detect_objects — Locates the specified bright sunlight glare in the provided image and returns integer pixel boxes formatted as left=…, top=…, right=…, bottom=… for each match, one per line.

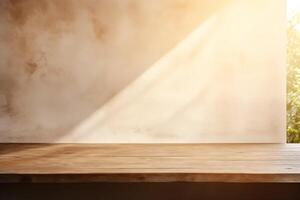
left=288, top=0, right=300, bottom=18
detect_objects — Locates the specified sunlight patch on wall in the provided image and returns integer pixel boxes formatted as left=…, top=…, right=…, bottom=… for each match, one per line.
left=66, top=0, right=286, bottom=143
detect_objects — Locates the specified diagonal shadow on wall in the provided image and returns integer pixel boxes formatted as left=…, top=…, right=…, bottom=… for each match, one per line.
left=0, top=0, right=235, bottom=143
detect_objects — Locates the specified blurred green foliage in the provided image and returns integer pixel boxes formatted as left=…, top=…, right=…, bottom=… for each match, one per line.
left=287, top=13, right=300, bottom=143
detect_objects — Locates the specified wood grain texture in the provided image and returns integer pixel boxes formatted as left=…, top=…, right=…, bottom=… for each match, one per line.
left=0, top=144, right=299, bottom=183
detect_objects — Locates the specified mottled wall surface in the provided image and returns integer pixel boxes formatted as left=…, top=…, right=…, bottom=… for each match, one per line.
left=0, top=0, right=285, bottom=143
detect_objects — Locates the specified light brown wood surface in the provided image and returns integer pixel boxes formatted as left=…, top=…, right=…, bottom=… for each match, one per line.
left=0, top=144, right=299, bottom=183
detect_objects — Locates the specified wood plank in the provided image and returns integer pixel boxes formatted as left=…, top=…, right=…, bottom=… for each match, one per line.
left=0, top=144, right=299, bottom=183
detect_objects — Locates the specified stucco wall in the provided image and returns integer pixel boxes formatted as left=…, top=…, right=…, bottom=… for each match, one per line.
left=0, top=0, right=285, bottom=143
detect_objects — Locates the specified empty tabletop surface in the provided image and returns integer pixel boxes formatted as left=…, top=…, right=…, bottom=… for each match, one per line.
left=0, top=144, right=299, bottom=183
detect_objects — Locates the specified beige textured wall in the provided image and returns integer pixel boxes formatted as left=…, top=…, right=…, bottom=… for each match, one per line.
left=0, top=0, right=285, bottom=143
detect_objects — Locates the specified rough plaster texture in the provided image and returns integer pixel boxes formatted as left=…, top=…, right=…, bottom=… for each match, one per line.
left=0, top=0, right=285, bottom=143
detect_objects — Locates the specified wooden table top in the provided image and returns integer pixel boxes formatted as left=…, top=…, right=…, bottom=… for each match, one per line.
left=0, top=144, right=299, bottom=183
